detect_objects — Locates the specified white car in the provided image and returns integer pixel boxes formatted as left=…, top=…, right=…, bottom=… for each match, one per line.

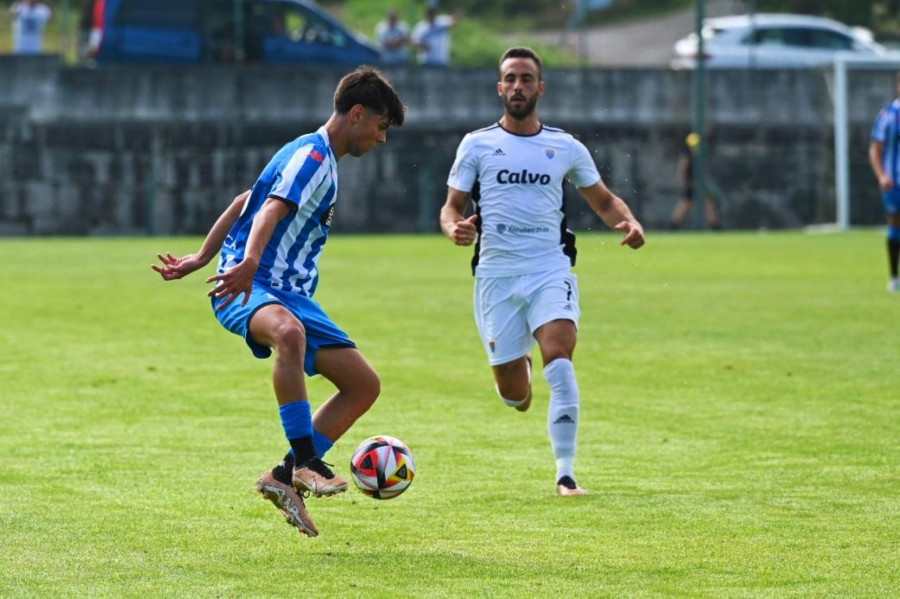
left=672, top=13, right=889, bottom=69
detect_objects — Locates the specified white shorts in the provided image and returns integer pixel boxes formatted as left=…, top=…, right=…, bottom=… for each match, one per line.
left=473, top=269, right=580, bottom=366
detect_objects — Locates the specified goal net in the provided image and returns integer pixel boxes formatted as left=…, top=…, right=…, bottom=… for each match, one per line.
left=832, top=54, right=900, bottom=230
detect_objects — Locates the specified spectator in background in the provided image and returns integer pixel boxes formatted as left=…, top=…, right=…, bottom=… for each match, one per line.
left=10, top=0, right=53, bottom=55
left=868, top=71, right=900, bottom=293
left=411, top=6, right=460, bottom=67
left=669, top=130, right=721, bottom=230
left=375, top=8, right=410, bottom=65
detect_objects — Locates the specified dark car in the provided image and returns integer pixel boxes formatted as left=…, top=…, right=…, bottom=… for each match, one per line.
left=85, top=0, right=380, bottom=64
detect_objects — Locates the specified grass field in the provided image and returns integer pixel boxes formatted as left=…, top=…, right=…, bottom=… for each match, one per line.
left=1, top=231, right=898, bottom=597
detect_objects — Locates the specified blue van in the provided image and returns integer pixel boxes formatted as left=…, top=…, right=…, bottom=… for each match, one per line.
left=87, top=0, right=380, bottom=64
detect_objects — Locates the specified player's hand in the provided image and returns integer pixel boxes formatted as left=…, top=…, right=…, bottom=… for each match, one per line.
left=879, top=173, right=894, bottom=192
left=206, top=258, right=258, bottom=310
left=615, top=221, right=645, bottom=249
left=152, top=252, right=206, bottom=280
left=451, top=214, right=479, bottom=246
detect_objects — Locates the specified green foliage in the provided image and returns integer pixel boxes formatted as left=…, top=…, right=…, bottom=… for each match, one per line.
left=1, top=232, right=900, bottom=596
left=336, top=0, right=581, bottom=66
left=582, top=0, right=694, bottom=26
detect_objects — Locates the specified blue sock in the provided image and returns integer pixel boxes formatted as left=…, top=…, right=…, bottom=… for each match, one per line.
left=312, top=429, right=334, bottom=458
left=290, top=430, right=335, bottom=460
left=279, top=401, right=312, bottom=441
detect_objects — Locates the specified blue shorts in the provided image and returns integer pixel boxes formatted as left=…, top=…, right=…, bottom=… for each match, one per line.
left=884, top=189, right=900, bottom=216
left=212, top=284, right=355, bottom=376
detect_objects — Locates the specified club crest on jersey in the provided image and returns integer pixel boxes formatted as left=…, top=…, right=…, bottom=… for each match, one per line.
left=544, top=148, right=556, bottom=159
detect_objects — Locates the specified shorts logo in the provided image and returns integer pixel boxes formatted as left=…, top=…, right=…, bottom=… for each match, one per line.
left=322, top=205, right=335, bottom=227
left=489, top=340, right=496, bottom=353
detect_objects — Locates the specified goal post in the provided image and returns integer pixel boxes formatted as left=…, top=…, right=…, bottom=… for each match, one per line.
left=833, top=54, right=900, bottom=230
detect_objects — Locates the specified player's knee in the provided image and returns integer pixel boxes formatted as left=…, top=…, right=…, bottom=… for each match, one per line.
left=344, top=364, right=380, bottom=407
left=541, top=347, right=573, bottom=365
left=272, top=321, right=306, bottom=358
left=495, top=379, right=530, bottom=406
left=361, top=368, right=381, bottom=407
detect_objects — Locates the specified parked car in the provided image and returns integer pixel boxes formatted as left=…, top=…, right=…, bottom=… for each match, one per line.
left=86, top=0, right=380, bottom=65
left=672, top=13, right=889, bottom=69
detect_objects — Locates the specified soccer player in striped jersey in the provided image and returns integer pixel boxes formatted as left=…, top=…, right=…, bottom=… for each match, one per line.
left=153, top=67, right=405, bottom=537
left=441, top=47, right=645, bottom=496
left=869, top=71, right=900, bottom=293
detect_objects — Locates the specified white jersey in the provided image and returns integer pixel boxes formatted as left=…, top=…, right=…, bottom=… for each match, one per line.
left=447, top=123, right=601, bottom=277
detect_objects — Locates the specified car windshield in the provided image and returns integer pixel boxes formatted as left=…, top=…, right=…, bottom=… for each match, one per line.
left=744, top=27, right=854, bottom=50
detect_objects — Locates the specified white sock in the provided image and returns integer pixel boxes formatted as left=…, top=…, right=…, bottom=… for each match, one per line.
left=544, top=358, right=579, bottom=480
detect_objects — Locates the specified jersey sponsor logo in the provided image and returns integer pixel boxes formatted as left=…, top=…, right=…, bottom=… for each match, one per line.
left=496, top=169, right=551, bottom=185
left=496, top=223, right=550, bottom=235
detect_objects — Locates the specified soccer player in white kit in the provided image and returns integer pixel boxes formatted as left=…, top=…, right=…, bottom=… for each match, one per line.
left=441, top=47, right=645, bottom=496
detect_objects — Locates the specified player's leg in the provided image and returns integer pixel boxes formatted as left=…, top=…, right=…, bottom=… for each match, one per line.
left=474, top=275, right=533, bottom=411
left=669, top=190, right=693, bottom=229
left=281, top=295, right=370, bottom=496
left=704, top=197, right=721, bottom=230
left=886, top=205, right=900, bottom=292
left=534, top=319, right=586, bottom=496
left=247, top=304, right=320, bottom=465
left=528, top=271, right=586, bottom=496
left=310, top=346, right=380, bottom=451
left=492, top=356, right=532, bottom=412
left=213, top=293, right=319, bottom=536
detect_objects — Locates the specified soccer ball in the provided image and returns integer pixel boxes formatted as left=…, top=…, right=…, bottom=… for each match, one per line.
left=350, top=435, right=415, bottom=500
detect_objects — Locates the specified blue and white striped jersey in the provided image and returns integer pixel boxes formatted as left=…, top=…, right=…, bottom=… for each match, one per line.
left=218, top=126, right=338, bottom=297
left=872, top=99, right=900, bottom=188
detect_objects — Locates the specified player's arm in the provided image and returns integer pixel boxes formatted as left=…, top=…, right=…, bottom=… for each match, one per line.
left=152, top=189, right=250, bottom=281
left=440, top=187, right=478, bottom=246
left=207, top=197, right=293, bottom=309
left=869, top=140, right=893, bottom=191
left=579, top=181, right=645, bottom=249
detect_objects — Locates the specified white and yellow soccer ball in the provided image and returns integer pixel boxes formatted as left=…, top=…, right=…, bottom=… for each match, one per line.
left=349, top=435, right=415, bottom=500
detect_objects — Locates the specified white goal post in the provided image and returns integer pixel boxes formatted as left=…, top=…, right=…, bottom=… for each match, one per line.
left=833, top=54, right=900, bottom=230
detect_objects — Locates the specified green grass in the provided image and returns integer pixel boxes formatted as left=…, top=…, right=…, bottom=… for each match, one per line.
left=1, top=231, right=899, bottom=597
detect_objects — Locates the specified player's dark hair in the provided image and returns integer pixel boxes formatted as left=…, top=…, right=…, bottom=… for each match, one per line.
left=499, top=47, right=542, bottom=81
left=334, top=66, right=405, bottom=127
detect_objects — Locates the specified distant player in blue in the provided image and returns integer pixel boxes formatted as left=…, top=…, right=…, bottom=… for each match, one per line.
left=869, top=71, right=900, bottom=293
left=153, top=67, right=405, bottom=537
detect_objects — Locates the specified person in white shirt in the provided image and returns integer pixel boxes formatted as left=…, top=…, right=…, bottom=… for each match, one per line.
left=411, top=7, right=458, bottom=66
left=10, top=0, right=52, bottom=55
left=375, top=8, right=410, bottom=65
left=441, top=47, right=645, bottom=496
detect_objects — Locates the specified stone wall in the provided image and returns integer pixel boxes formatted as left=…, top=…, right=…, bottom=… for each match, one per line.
left=0, top=55, right=892, bottom=235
